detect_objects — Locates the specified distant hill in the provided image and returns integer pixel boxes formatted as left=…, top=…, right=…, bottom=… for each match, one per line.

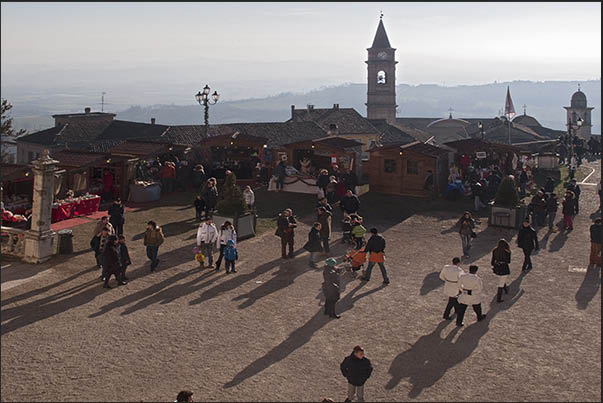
left=116, top=80, right=601, bottom=133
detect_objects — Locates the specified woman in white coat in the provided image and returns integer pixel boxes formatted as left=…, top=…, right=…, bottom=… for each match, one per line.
left=215, top=221, right=237, bottom=271
left=197, top=218, right=218, bottom=269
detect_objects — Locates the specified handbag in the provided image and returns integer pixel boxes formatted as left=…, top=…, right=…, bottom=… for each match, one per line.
left=470, top=231, right=477, bottom=238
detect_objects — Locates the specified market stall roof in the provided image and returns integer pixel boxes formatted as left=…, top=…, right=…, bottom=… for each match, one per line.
left=1, top=163, right=32, bottom=182
left=201, top=132, right=268, bottom=148
left=513, top=139, right=559, bottom=154
left=444, top=138, right=520, bottom=154
left=109, top=140, right=187, bottom=158
left=284, top=136, right=363, bottom=151
left=369, top=140, right=448, bottom=157
left=50, top=149, right=109, bottom=168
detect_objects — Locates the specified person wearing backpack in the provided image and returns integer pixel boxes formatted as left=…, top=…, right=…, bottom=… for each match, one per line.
left=223, top=239, right=238, bottom=274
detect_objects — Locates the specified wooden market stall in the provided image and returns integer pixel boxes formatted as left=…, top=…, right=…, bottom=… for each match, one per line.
left=195, top=132, right=267, bottom=180
left=444, top=138, right=521, bottom=177
left=282, top=136, right=362, bottom=175
left=368, top=141, right=449, bottom=198
left=1, top=163, right=33, bottom=215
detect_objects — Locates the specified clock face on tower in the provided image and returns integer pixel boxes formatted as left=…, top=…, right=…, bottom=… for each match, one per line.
left=377, top=51, right=387, bottom=60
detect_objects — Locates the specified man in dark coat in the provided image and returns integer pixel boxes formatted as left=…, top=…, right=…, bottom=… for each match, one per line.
left=108, top=198, right=125, bottom=236
left=275, top=208, right=297, bottom=259
left=304, top=223, right=323, bottom=268
left=529, top=191, right=546, bottom=227
left=544, top=177, right=555, bottom=194
left=517, top=219, right=539, bottom=272
left=567, top=179, right=581, bottom=215
left=203, top=180, right=219, bottom=219
left=340, top=345, right=373, bottom=402
left=322, top=258, right=341, bottom=318
left=519, top=169, right=529, bottom=197
left=103, top=235, right=126, bottom=288
left=317, top=207, right=332, bottom=253
left=316, top=197, right=333, bottom=217
left=276, top=160, right=287, bottom=191
left=340, top=190, right=360, bottom=217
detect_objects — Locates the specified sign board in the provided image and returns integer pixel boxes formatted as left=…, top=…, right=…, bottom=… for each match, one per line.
left=475, top=151, right=487, bottom=159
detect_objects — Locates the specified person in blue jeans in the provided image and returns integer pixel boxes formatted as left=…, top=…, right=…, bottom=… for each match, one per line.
left=223, top=240, right=238, bottom=274
left=144, top=220, right=164, bottom=272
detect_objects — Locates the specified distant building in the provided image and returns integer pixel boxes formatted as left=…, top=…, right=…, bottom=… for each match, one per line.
left=564, top=88, right=594, bottom=140
left=1, top=134, right=18, bottom=163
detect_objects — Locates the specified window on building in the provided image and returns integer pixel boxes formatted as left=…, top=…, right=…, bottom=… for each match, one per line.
left=28, top=151, right=35, bottom=161
left=377, top=71, right=386, bottom=85
left=407, top=160, right=419, bottom=175
left=384, top=159, right=396, bottom=173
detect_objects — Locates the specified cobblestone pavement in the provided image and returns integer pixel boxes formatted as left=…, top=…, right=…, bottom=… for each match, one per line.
left=1, top=161, right=600, bottom=402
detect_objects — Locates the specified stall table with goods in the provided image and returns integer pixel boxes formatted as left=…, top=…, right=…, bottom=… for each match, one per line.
left=3, top=196, right=31, bottom=215
left=51, top=194, right=101, bottom=223
left=128, top=180, right=161, bottom=203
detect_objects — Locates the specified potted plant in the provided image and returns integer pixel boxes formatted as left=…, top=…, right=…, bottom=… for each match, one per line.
left=489, top=175, right=526, bottom=228
left=213, top=172, right=256, bottom=240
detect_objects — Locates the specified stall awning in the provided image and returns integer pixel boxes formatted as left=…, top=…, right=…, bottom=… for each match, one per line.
left=1, top=163, right=33, bottom=183
left=444, top=138, right=520, bottom=154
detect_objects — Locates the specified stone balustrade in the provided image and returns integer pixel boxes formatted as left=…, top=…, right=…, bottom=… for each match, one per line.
left=1, top=226, right=26, bottom=258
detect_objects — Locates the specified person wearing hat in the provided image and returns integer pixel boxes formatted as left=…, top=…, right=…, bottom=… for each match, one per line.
left=340, top=345, right=373, bottom=402
left=322, top=258, right=341, bottom=319
left=175, top=390, right=193, bottom=402
left=360, top=228, right=389, bottom=284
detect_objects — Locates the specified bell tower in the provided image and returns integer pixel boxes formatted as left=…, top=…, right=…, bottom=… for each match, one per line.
left=366, top=15, right=397, bottom=124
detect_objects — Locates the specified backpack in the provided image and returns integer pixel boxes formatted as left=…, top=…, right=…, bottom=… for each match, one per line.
left=224, top=245, right=238, bottom=261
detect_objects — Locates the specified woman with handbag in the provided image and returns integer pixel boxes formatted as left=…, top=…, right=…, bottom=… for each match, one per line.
left=456, top=211, right=476, bottom=257
left=491, top=239, right=511, bottom=303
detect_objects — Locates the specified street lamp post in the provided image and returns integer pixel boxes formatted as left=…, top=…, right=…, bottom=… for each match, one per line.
left=478, top=121, right=484, bottom=141
left=195, top=84, right=220, bottom=135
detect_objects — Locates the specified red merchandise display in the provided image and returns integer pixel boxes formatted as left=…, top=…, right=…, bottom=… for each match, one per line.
left=51, top=195, right=101, bottom=223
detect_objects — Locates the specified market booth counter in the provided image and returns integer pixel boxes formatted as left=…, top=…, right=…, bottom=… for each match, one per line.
left=110, top=140, right=189, bottom=201
left=275, top=137, right=362, bottom=194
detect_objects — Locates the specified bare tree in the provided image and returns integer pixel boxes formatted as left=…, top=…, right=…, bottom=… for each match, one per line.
left=1, top=99, right=26, bottom=163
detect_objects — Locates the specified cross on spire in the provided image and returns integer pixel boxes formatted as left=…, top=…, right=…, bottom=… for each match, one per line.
left=578, top=83, right=581, bottom=91
left=448, top=107, right=454, bottom=119
left=523, top=104, right=527, bottom=115
left=380, top=10, right=383, bottom=20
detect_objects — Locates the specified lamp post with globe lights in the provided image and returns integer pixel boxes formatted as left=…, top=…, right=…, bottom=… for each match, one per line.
left=195, top=85, right=220, bottom=136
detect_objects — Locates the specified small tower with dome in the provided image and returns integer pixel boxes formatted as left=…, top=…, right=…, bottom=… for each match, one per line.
left=564, top=85, right=594, bottom=140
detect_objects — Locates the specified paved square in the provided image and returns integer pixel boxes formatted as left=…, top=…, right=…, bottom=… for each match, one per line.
left=1, top=162, right=600, bottom=402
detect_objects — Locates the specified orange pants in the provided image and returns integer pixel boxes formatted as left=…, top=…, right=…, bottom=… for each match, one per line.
left=590, top=242, right=601, bottom=266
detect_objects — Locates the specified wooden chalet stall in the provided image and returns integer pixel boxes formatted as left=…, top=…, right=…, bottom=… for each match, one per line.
left=368, top=141, right=449, bottom=198
left=444, top=138, right=521, bottom=176
left=282, top=136, right=361, bottom=174
left=197, top=132, right=266, bottom=181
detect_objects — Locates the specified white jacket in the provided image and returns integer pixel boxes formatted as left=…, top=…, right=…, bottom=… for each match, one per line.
left=197, top=223, right=218, bottom=245
left=457, top=273, right=483, bottom=305
left=243, top=189, right=255, bottom=206
left=216, top=227, right=237, bottom=248
left=439, top=264, right=464, bottom=297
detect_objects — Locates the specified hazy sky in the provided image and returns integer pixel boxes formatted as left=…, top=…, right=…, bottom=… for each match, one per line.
left=1, top=2, right=601, bottom=97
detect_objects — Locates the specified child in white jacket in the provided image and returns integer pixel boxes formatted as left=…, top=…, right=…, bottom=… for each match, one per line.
left=243, top=185, right=255, bottom=211
left=197, top=218, right=218, bottom=268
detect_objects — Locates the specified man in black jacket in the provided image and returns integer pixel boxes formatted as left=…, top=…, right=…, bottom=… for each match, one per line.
left=340, top=190, right=360, bottom=217
left=360, top=228, right=390, bottom=284
left=340, top=345, right=373, bottom=403
left=108, top=198, right=125, bottom=236
left=568, top=179, right=581, bottom=215
left=517, top=219, right=539, bottom=271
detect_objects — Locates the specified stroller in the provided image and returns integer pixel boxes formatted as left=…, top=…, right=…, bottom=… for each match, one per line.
left=341, top=218, right=354, bottom=245
left=342, top=247, right=367, bottom=278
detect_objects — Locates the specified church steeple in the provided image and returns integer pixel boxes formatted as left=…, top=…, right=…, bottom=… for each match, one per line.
left=366, top=16, right=397, bottom=124
left=371, top=17, right=391, bottom=49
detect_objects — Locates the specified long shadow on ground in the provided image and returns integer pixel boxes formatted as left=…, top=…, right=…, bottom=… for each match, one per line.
left=385, top=271, right=527, bottom=398
left=575, top=264, right=601, bottom=310
left=223, top=282, right=386, bottom=389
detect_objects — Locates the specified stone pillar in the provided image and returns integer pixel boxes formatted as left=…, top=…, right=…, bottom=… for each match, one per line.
left=23, top=149, right=58, bottom=263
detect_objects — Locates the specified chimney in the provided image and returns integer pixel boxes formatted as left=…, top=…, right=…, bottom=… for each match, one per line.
left=291, top=105, right=295, bottom=119
left=333, top=104, right=339, bottom=110
left=307, top=104, right=314, bottom=112
left=84, top=107, right=91, bottom=114
left=151, top=118, right=156, bottom=125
